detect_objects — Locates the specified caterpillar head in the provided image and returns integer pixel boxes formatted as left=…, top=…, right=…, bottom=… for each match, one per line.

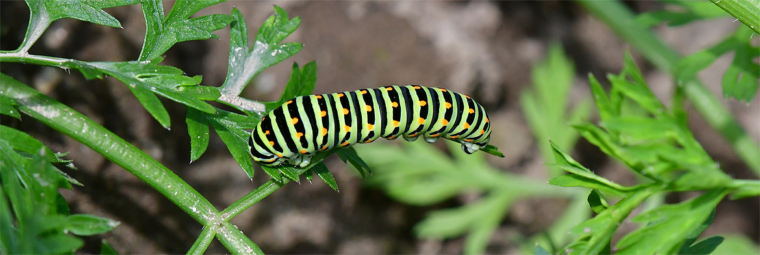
left=248, top=135, right=286, bottom=167
left=461, top=132, right=490, bottom=154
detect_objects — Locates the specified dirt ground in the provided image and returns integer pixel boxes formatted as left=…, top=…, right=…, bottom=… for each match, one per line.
left=1, top=0, right=758, bottom=254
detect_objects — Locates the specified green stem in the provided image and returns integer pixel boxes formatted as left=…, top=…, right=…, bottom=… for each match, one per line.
left=217, top=222, right=264, bottom=255
left=0, top=52, right=98, bottom=78
left=221, top=165, right=314, bottom=220
left=0, top=52, right=70, bottom=67
left=187, top=226, right=216, bottom=255
left=215, top=94, right=267, bottom=115
left=577, top=0, right=760, bottom=175
left=711, top=0, right=760, bottom=34
left=584, top=189, right=655, bottom=254
left=0, top=74, right=219, bottom=223
left=731, top=179, right=760, bottom=188
left=222, top=180, right=284, bottom=221
left=17, top=5, right=50, bottom=53
left=1, top=73, right=268, bottom=254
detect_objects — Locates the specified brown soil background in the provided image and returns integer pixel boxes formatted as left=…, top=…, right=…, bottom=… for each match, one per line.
left=1, top=0, right=758, bottom=254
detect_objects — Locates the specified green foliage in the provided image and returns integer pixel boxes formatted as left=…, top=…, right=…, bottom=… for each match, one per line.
left=3, top=0, right=757, bottom=254
left=549, top=142, right=642, bottom=196
left=0, top=94, right=21, bottom=119
left=637, top=0, right=759, bottom=102
left=0, top=128, right=119, bottom=253
left=518, top=43, right=592, bottom=253
left=309, top=163, right=338, bottom=191
left=579, top=54, right=734, bottom=189
left=139, top=0, right=233, bottom=61
left=1, top=1, right=361, bottom=253
left=616, top=191, right=725, bottom=254
left=635, top=0, right=729, bottom=28
left=710, top=0, right=760, bottom=34
left=64, top=214, right=120, bottom=236
left=578, top=0, right=760, bottom=180
left=681, top=236, right=724, bottom=255
left=674, top=25, right=758, bottom=102
left=479, top=145, right=505, bottom=158
left=26, top=0, right=138, bottom=28
left=336, top=147, right=372, bottom=178
left=187, top=107, right=260, bottom=178
left=586, top=190, right=608, bottom=214
left=712, top=234, right=760, bottom=254
left=359, top=140, right=571, bottom=254
left=0, top=125, right=79, bottom=186
left=3, top=0, right=229, bottom=130
left=535, top=245, right=553, bottom=255
left=87, top=58, right=219, bottom=128
left=677, top=209, right=718, bottom=254
left=520, top=43, right=591, bottom=176
left=17, top=0, right=139, bottom=53
left=218, top=7, right=303, bottom=108
left=539, top=52, right=760, bottom=254
left=100, top=240, right=119, bottom=255
left=265, top=62, right=318, bottom=111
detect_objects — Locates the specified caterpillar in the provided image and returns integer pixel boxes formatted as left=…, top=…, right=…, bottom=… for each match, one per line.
left=248, top=85, right=492, bottom=167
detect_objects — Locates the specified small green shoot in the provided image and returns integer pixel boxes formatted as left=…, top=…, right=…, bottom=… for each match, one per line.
left=480, top=144, right=505, bottom=158
left=520, top=43, right=591, bottom=176
left=636, top=0, right=759, bottom=102
left=0, top=131, right=119, bottom=253
left=100, top=240, right=119, bottom=255
left=635, top=0, right=729, bottom=28
left=578, top=0, right=760, bottom=176
left=217, top=7, right=303, bottom=113
left=265, top=62, right=318, bottom=111
left=541, top=51, right=760, bottom=254
left=518, top=43, right=592, bottom=253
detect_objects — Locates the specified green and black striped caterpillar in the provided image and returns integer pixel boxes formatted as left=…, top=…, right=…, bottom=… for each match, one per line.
left=248, top=85, right=492, bottom=167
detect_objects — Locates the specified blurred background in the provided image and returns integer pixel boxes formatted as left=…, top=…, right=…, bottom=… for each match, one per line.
left=1, top=0, right=758, bottom=253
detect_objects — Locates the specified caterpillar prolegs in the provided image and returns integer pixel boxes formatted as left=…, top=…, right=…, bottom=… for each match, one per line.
left=248, top=85, right=492, bottom=167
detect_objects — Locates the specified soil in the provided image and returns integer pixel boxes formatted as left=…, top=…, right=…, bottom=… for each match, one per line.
left=1, top=1, right=758, bottom=254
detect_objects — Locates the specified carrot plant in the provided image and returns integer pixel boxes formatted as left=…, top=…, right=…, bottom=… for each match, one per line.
left=535, top=52, right=759, bottom=255
left=578, top=0, right=760, bottom=173
left=361, top=0, right=759, bottom=254
left=529, top=1, right=760, bottom=254
left=1, top=0, right=374, bottom=253
left=0, top=125, right=120, bottom=253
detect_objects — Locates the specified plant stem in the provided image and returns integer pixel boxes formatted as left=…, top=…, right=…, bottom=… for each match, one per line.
left=1, top=73, right=270, bottom=253
left=0, top=52, right=72, bottom=67
left=187, top=226, right=216, bottom=255
left=217, top=222, right=264, bottom=255
left=711, top=0, right=760, bottom=34
left=0, top=74, right=220, bottom=222
left=577, top=0, right=760, bottom=175
left=216, top=94, right=267, bottom=114
left=17, top=6, right=50, bottom=53
left=731, top=179, right=760, bottom=188
left=222, top=180, right=284, bottom=221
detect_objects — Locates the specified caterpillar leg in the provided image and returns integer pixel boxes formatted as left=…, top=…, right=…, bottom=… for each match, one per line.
left=403, top=134, right=420, bottom=142
left=424, top=136, right=439, bottom=143
left=292, top=154, right=313, bottom=168
left=461, top=142, right=482, bottom=154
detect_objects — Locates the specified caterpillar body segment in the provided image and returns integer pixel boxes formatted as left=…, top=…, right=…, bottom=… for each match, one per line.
left=249, top=85, right=492, bottom=167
